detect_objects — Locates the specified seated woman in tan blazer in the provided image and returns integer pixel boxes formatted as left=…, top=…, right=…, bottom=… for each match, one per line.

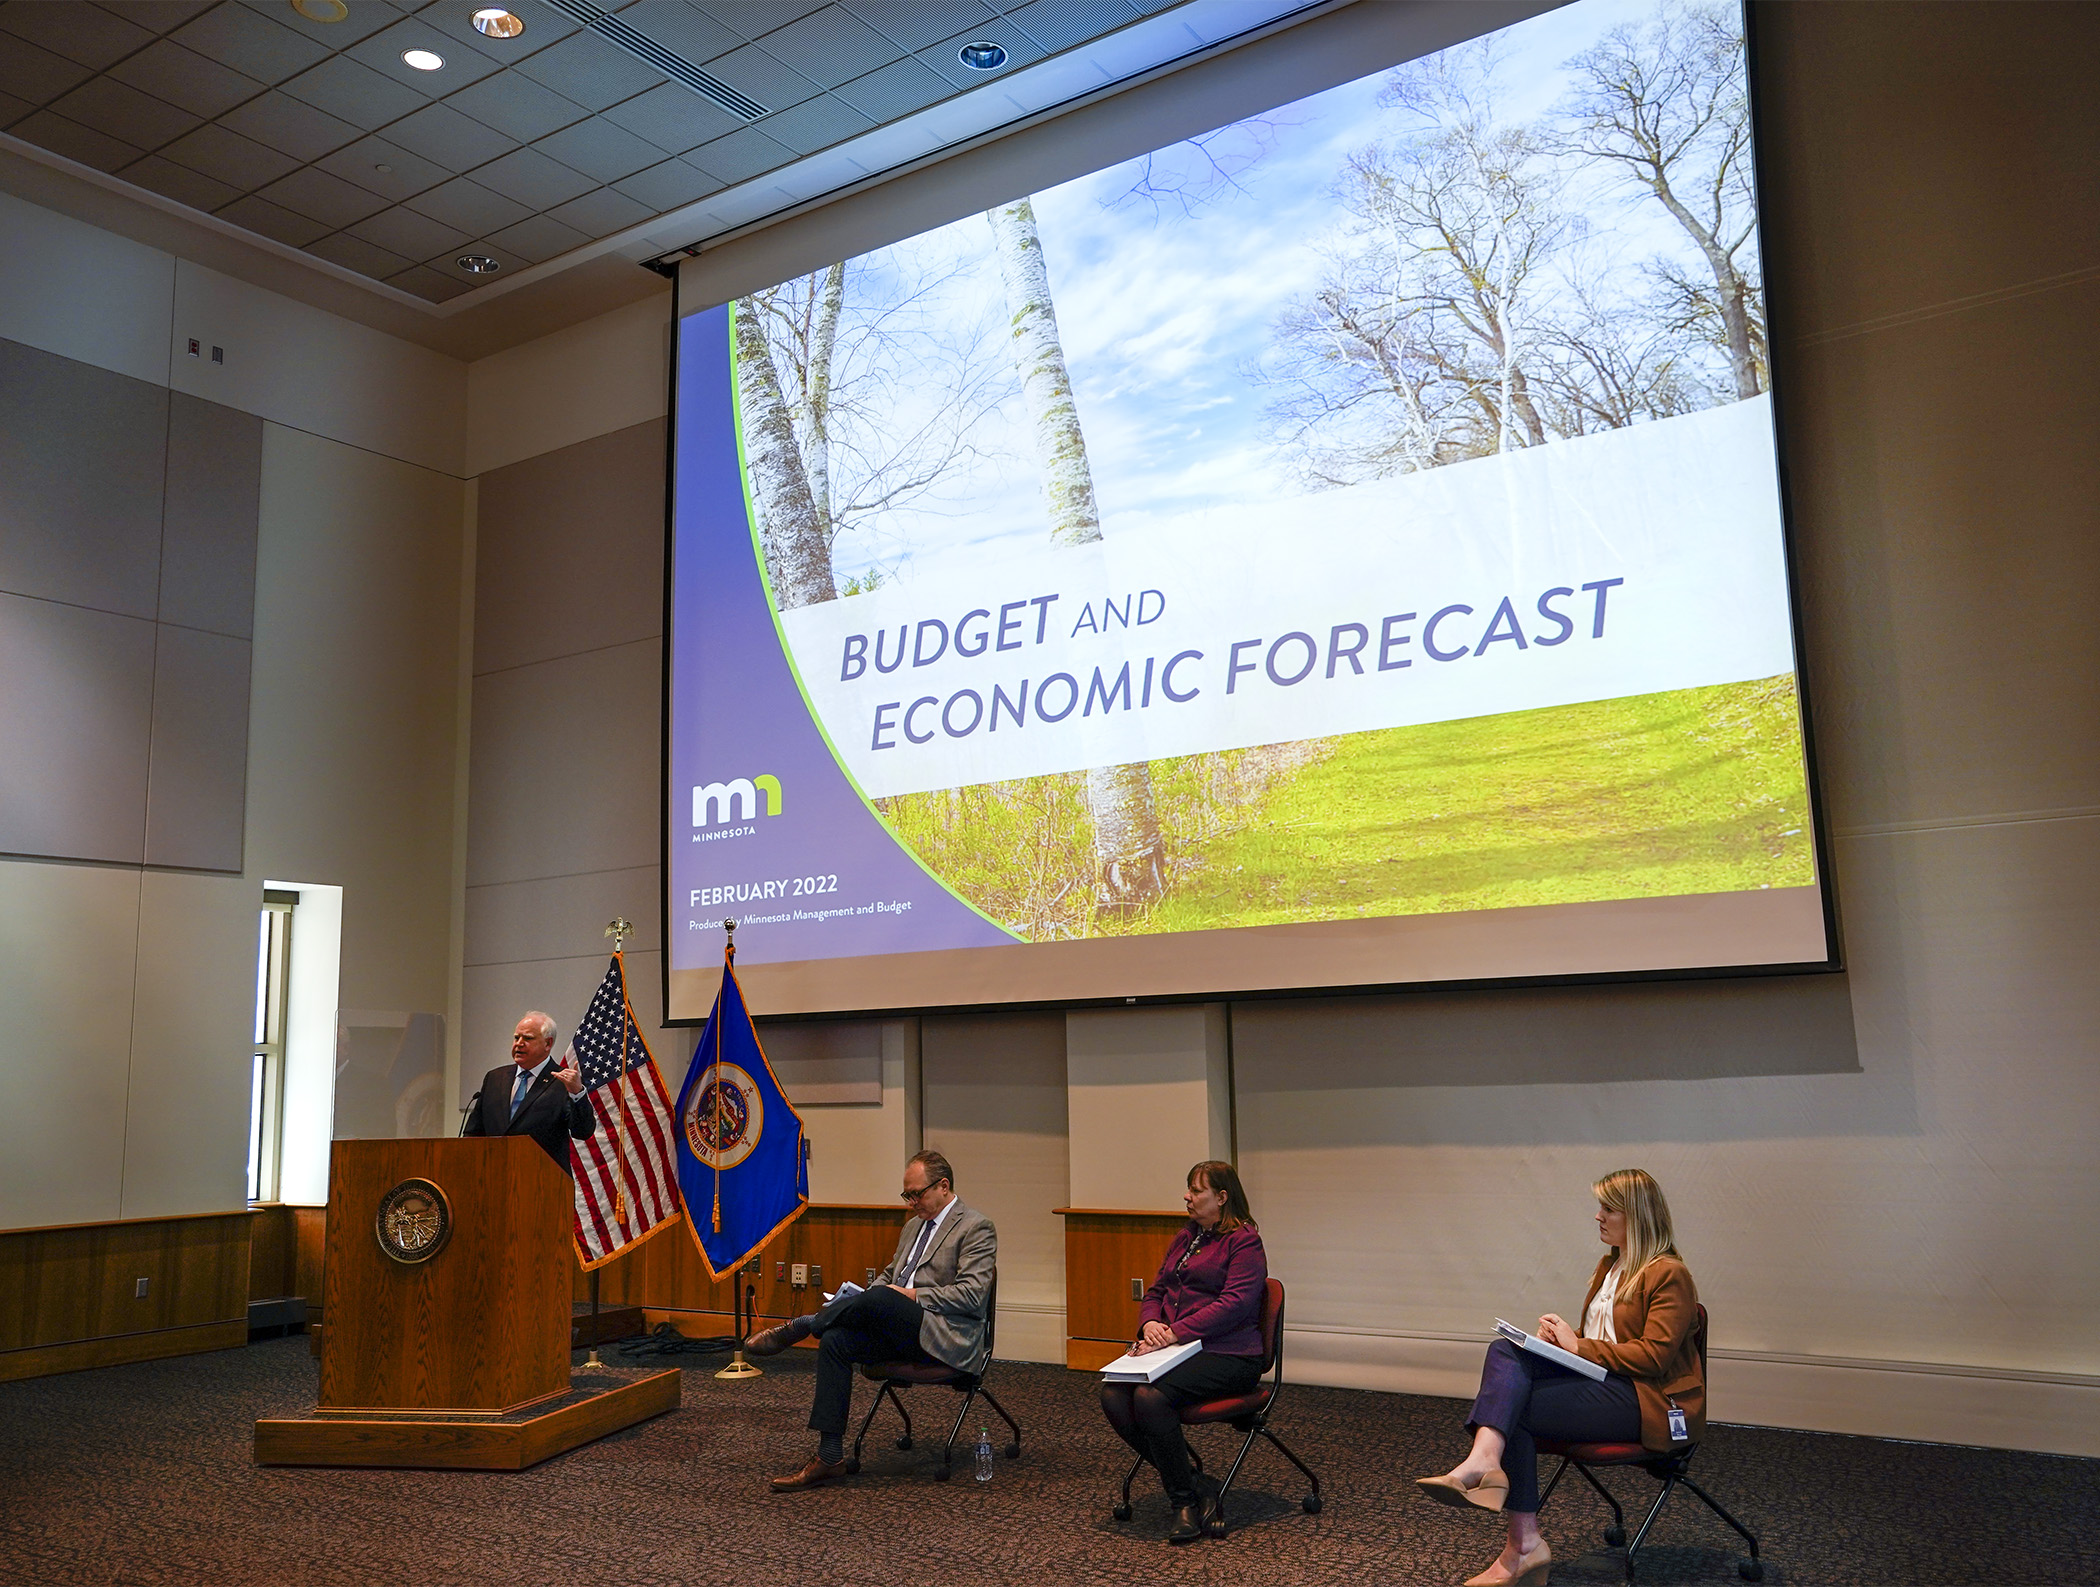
left=1414, top=1169, right=1704, bottom=1587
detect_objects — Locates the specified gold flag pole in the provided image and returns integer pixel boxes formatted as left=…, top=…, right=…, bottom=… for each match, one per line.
left=712, top=918, right=763, bottom=1380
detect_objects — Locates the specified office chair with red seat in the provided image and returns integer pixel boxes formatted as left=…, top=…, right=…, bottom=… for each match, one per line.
left=845, top=1275, right=1021, bottom=1481
left=1110, top=1277, right=1323, bottom=1539
left=1535, top=1303, right=1764, bottom=1582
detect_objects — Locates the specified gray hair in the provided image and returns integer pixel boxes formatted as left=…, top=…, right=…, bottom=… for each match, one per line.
left=520, top=1010, right=558, bottom=1045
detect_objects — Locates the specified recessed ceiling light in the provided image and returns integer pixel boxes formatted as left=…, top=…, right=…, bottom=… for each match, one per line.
left=958, top=41, right=1007, bottom=71
left=472, top=8, right=525, bottom=39
left=402, top=48, right=445, bottom=71
left=289, top=0, right=348, bottom=22
left=456, top=255, right=501, bottom=274
left=374, top=163, right=394, bottom=174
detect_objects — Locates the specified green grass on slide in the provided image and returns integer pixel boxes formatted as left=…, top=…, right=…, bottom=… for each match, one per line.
left=877, top=675, right=1816, bottom=941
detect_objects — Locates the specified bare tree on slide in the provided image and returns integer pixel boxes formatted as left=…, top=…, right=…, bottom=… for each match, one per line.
left=733, top=292, right=837, bottom=610
left=988, top=196, right=1166, bottom=918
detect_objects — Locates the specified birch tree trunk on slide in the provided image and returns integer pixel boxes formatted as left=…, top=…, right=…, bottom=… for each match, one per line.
left=734, top=295, right=837, bottom=610
left=989, top=197, right=1165, bottom=916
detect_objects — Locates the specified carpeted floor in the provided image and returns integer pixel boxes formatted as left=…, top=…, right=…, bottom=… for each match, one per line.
left=5, top=1337, right=2095, bottom=1587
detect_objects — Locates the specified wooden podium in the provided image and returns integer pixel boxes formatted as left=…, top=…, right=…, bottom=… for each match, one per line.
left=254, top=1138, right=679, bottom=1469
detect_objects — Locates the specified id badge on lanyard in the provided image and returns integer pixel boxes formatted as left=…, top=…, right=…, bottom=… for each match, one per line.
left=1667, top=1403, right=1689, bottom=1442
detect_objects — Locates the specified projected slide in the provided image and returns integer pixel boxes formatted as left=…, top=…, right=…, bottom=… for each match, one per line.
left=666, top=0, right=1830, bottom=1018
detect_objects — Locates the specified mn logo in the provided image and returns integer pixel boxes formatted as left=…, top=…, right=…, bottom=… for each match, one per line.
left=692, top=775, right=782, bottom=827
left=684, top=1061, right=764, bottom=1168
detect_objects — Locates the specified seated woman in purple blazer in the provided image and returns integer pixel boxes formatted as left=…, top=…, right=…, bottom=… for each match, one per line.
left=1099, top=1159, right=1269, bottom=1545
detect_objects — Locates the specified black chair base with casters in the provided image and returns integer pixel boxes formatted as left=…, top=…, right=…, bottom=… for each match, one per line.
left=1535, top=1306, right=1763, bottom=1582
left=1108, top=1278, right=1322, bottom=1539
left=845, top=1278, right=1020, bottom=1482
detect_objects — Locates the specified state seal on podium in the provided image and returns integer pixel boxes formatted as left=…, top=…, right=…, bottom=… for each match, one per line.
left=375, top=1177, right=452, bottom=1264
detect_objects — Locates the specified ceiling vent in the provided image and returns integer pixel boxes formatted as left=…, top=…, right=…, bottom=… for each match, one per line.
left=538, top=0, right=769, bottom=121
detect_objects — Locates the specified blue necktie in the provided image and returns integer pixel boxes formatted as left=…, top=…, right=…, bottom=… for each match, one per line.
left=510, top=1067, right=532, bottom=1120
left=898, top=1219, right=933, bottom=1286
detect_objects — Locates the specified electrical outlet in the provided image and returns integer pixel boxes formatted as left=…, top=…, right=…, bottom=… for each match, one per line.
left=791, top=1263, right=807, bottom=1288
left=1130, top=1278, right=1143, bottom=1301
left=865, top=1267, right=878, bottom=1285
left=210, top=346, right=224, bottom=364
left=135, top=1278, right=150, bottom=1298
left=742, top=1255, right=761, bottom=1275
left=808, top=1264, right=822, bottom=1292
left=776, top=1260, right=787, bottom=1282
left=185, top=339, right=200, bottom=357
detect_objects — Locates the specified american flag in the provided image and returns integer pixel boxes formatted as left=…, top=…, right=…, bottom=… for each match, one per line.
left=567, top=955, right=683, bottom=1268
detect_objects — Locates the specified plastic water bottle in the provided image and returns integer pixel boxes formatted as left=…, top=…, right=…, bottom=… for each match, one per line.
left=975, top=1427, right=994, bottom=1482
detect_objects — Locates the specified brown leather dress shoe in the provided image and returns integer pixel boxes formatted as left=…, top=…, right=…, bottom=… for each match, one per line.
left=770, top=1457, right=849, bottom=1492
left=745, top=1317, right=813, bottom=1357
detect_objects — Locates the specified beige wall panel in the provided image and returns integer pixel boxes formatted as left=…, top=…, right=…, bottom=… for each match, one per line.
left=1782, top=279, right=2100, bottom=831
left=465, top=294, right=670, bottom=478
left=247, top=424, right=466, bottom=1022
left=1755, top=2, right=2100, bottom=338
left=459, top=948, right=691, bottom=1114
left=464, top=637, right=660, bottom=889
left=464, top=865, right=660, bottom=970
left=118, top=871, right=255, bottom=1218
left=1238, top=812, right=2099, bottom=1393
left=800, top=1020, right=919, bottom=1205
left=472, top=418, right=665, bottom=677
left=923, top=1012, right=1068, bottom=1355
left=1066, top=1005, right=1227, bottom=1212
left=0, top=862, right=140, bottom=1229
left=0, top=191, right=172, bottom=385
left=169, top=261, right=465, bottom=476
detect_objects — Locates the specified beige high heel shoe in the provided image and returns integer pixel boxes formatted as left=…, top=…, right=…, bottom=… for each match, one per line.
left=1413, top=1467, right=1510, bottom=1512
left=1463, top=1540, right=1551, bottom=1587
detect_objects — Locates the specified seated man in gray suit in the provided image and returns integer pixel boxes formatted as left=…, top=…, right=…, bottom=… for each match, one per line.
left=750, top=1149, right=996, bottom=1491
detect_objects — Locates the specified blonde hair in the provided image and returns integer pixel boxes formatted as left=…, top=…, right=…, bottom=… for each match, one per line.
left=1593, top=1168, right=1680, bottom=1282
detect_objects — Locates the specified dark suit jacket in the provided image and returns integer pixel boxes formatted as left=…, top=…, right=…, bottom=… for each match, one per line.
left=461, top=1062, right=597, bottom=1173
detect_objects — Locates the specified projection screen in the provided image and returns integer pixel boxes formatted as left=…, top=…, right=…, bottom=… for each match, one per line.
left=665, top=0, right=1834, bottom=1020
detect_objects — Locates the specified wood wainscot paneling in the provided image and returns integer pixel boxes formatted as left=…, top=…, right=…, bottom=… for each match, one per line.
left=1055, top=1208, right=1186, bottom=1371
left=580, top=1204, right=908, bottom=1336
left=0, top=1210, right=253, bottom=1382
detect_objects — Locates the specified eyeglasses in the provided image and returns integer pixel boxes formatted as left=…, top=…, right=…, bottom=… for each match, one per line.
left=899, top=1182, right=941, bottom=1201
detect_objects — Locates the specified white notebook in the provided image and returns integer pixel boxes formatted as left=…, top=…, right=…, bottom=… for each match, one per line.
left=1494, top=1318, right=1607, bottom=1381
left=1099, top=1339, right=1203, bottom=1382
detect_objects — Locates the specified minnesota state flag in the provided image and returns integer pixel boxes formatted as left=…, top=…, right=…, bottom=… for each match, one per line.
left=674, top=956, right=809, bottom=1278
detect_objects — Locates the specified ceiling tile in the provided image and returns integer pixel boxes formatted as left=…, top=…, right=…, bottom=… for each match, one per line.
left=599, top=80, right=738, bottom=155
left=428, top=237, right=528, bottom=279
left=469, top=142, right=595, bottom=208
left=486, top=210, right=589, bottom=263
left=218, top=88, right=361, bottom=161
left=611, top=154, right=720, bottom=211
left=50, top=75, right=201, bottom=152
left=544, top=182, right=651, bottom=235
left=510, top=29, right=661, bottom=111
left=419, top=0, right=577, bottom=66
left=831, top=54, right=948, bottom=121
left=109, top=38, right=267, bottom=118
left=241, top=0, right=404, bottom=50
left=702, top=43, right=821, bottom=113
left=0, top=2, right=155, bottom=70
left=347, top=202, right=472, bottom=260
left=696, top=1, right=831, bottom=39
left=685, top=123, right=790, bottom=186
left=214, top=192, right=330, bottom=247
left=758, top=91, right=872, bottom=155
left=441, top=70, right=585, bottom=142
left=381, top=97, right=515, bottom=168
left=168, top=4, right=331, bottom=85
left=753, top=5, right=899, bottom=90
left=844, top=0, right=995, bottom=54
left=403, top=173, right=532, bottom=233
left=97, top=2, right=221, bottom=35
left=1003, top=0, right=1139, bottom=55
left=0, top=87, right=34, bottom=124
left=117, top=151, right=242, bottom=212
left=0, top=33, right=97, bottom=103
left=531, top=114, right=661, bottom=182
left=386, top=262, right=474, bottom=303
left=302, top=230, right=413, bottom=279
left=314, top=132, right=449, bottom=198
left=279, top=53, right=428, bottom=130
left=347, top=15, right=501, bottom=96
left=256, top=164, right=392, bottom=227
left=628, top=3, right=740, bottom=65
left=160, top=119, right=299, bottom=187
left=915, top=16, right=1041, bottom=87
left=10, top=108, right=143, bottom=172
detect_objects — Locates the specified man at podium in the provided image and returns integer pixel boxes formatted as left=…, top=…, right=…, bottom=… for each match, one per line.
left=460, top=1011, right=598, bottom=1172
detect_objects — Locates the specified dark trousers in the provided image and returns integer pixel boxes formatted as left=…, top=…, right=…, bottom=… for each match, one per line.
left=1467, top=1337, right=1641, bottom=1512
left=1099, top=1352, right=1263, bottom=1505
left=807, top=1284, right=940, bottom=1436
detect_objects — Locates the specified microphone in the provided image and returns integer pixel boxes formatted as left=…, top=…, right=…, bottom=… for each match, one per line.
left=458, top=1090, right=481, bottom=1136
